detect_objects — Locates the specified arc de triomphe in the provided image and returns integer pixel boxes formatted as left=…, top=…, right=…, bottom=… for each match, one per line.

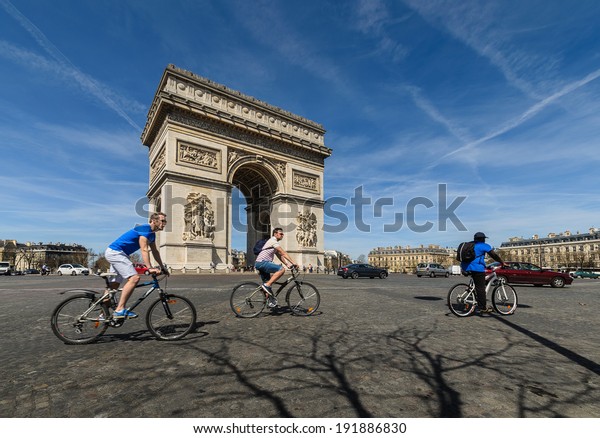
left=141, top=65, right=331, bottom=270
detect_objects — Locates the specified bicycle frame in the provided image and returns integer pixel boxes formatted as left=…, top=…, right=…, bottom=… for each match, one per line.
left=270, top=269, right=303, bottom=297
left=122, top=275, right=167, bottom=314
left=463, top=270, right=502, bottom=297
left=74, top=274, right=168, bottom=323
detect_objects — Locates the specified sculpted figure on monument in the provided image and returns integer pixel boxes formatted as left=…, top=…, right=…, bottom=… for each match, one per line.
left=183, top=193, right=215, bottom=241
left=296, top=209, right=317, bottom=247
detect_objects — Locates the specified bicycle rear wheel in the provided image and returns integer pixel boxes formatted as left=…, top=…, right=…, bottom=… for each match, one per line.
left=146, top=294, right=197, bottom=340
left=230, top=282, right=265, bottom=318
left=492, top=283, right=518, bottom=315
left=286, top=282, right=320, bottom=316
left=447, top=283, right=476, bottom=317
left=51, top=294, right=109, bottom=344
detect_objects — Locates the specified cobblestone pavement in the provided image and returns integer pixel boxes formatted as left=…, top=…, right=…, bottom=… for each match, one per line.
left=0, top=273, right=598, bottom=418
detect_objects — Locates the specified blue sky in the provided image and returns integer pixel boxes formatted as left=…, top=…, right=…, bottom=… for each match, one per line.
left=1, top=0, right=600, bottom=260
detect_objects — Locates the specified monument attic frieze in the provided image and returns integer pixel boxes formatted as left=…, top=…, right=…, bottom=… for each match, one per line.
left=142, top=65, right=331, bottom=162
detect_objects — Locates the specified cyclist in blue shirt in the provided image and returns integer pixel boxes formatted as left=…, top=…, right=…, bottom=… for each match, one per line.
left=461, top=232, right=505, bottom=314
left=104, top=212, right=168, bottom=318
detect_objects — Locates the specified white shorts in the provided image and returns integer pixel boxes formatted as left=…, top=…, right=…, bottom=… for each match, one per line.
left=105, top=248, right=137, bottom=284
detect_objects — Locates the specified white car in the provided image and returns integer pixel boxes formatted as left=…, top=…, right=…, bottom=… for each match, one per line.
left=57, top=264, right=90, bottom=276
left=0, top=261, right=11, bottom=276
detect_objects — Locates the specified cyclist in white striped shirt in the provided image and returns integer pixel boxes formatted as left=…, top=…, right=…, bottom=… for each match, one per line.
left=254, top=228, right=298, bottom=307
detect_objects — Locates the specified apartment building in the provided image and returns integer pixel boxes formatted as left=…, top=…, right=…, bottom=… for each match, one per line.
left=499, top=228, right=600, bottom=270
left=368, top=244, right=455, bottom=273
left=0, top=240, right=88, bottom=271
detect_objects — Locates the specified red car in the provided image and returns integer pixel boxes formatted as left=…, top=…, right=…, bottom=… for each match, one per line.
left=134, top=263, right=149, bottom=275
left=487, top=262, right=573, bottom=288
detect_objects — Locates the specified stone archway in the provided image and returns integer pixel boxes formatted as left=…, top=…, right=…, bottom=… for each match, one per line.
left=229, top=160, right=280, bottom=265
left=142, top=65, right=331, bottom=270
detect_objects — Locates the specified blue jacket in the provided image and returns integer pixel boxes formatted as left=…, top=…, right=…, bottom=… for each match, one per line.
left=460, top=241, right=492, bottom=273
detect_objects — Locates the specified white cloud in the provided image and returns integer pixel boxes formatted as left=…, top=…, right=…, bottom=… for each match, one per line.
left=0, top=0, right=145, bottom=129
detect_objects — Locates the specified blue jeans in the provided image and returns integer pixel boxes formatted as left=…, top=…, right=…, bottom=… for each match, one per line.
left=255, top=261, right=283, bottom=283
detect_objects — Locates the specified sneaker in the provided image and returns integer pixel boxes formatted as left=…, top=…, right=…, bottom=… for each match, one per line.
left=479, top=306, right=494, bottom=314
left=267, top=296, right=278, bottom=308
left=113, top=309, right=138, bottom=319
left=261, top=283, right=273, bottom=295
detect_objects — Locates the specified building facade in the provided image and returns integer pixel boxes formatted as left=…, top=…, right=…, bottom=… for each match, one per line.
left=323, top=250, right=352, bottom=273
left=230, top=249, right=247, bottom=270
left=0, top=240, right=88, bottom=271
left=368, top=245, right=456, bottom=273
left=499, top=228, right=600, bottom=270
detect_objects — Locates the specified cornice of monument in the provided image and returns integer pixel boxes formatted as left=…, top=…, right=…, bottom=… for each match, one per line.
left=167, top=108, right=327, bottom=166
left=142, top=65, right=332, bottom=158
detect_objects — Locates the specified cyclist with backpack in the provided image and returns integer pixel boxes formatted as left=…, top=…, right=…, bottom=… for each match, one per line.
left=459, top=232, right=505, bottom=314
left=254, top=228, right=298, bottom=307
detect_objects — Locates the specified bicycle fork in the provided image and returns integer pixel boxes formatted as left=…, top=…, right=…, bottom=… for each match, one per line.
left=159, top=293, right=175, bottom=319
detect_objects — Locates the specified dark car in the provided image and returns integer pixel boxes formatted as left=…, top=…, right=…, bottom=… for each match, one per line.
left=487, top=261, right=573, bottom=288
left=24, top=268, right=40, bottom=275
left=337, top=263, right=388, bottom=279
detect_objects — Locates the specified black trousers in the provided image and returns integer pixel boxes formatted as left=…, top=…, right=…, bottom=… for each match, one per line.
left=471, top=271, right=487, bottom=308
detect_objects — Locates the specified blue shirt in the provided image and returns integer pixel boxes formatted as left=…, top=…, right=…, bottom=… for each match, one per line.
left=109, top=224, right=155, bottom=255
left=461, top=241, right=492, bottom=273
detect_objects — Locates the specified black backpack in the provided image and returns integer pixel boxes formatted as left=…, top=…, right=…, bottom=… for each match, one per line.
left=456, top=241, right=476, bottom=263
left=252, top=238, right=268, bottom=256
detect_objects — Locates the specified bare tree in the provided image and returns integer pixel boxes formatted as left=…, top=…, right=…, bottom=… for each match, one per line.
left=94, top=256, right=110, bottom=273
left=15, top=246, right=36, bottom=269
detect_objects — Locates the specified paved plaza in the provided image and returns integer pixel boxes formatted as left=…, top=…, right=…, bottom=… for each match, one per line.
left=0, top=272, right=598, bottom=418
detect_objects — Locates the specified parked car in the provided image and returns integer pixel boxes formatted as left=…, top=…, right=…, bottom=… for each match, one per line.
left=0, top=261, right=11, bottom=276
left=337, top=264, right=388, bottom=279
left=134, top=263, right=149, bottom=275
left=416, top=263, right=449, bottom=278
left=486, top=262, right=573, bottom=288
left=571, top=270, right=600, bottom=279
left=57, top=264, right=90, bottom=276
left=24, top=268, right=40, bottom=275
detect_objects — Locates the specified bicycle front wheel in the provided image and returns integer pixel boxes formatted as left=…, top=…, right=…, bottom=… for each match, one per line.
left=51, top=294, right=109, bottom=344
left=447, top=283, right=476, bottom=317
left=286, top=282, right=320, bottom=316
left=492, top=283, right=518, bottom=315
left=146, top=294, right=197, bottom=340
left=230, top=282, right=265, bottom=318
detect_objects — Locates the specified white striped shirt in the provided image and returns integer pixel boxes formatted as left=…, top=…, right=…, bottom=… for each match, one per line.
left=255, top=237, right=280, bottom=263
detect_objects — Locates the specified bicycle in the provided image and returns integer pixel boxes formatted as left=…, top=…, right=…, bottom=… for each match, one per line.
left=230, top=267, right=320, bottom=318
left=51, top=272, right=197, bottom=344
left=447, top=269, right=518, bottom=317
